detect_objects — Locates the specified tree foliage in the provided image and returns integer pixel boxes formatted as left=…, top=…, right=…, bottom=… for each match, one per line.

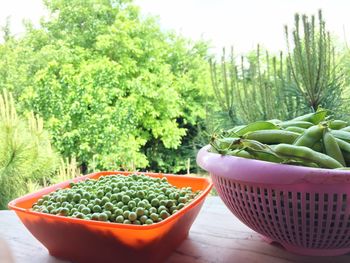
left=0, top=90, right=58, bottom=209
left=0, top=0, right=211, bottom=172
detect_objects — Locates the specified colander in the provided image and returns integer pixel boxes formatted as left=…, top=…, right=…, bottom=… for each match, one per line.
left=197, top=145, right=350, bottom=256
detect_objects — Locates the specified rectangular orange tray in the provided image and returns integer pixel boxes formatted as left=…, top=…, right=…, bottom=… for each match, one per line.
left=8, top=171, right=212, bottom=263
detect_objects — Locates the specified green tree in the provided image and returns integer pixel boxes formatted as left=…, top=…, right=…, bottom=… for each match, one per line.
left=0, top=90, right=59, bottom=209
left=0, top=0, right=211, bottom=173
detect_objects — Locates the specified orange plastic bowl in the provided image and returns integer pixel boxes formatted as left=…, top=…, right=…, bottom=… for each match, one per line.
left=8, top=171, right=212, bottom=263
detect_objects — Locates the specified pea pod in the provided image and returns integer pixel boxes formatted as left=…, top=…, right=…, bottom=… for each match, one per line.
left=228, top=149, right=283, bottom=163
left=227, top=149, right=252, bottom=159
left=312, top=142, right=323, bottom=153
left=244, top=130, right=299, bottom=144
left=331, top=130, right=350, bottom=143
left=329, top=120, right=347, bottom=130
left=323, top=130, right=346, bottom=166
left=292, top=108, right=327, bottom=124
left=294, top=124, right=325, bottom=147
left=226, top=125, right=245, bottom=134
left=340, top=126, right=350, bottom=132
left=267, top=119, right=282, bottom=125
left=235, top=121, right=279, bottom=136
left=279, top=120, right=313, bottom=129
left=283, top=160, right=320, bottom=168
left=213, top=137, right=241, bottom=150
left=335, top=138, right=350, bottom=153
left=342, top=151, right=350, bottom=166
left=284, top=126, right=306, bottom=134
left=274, top=144, right=343, bottom=169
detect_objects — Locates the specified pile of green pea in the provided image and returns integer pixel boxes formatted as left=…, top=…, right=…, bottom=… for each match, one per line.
left=32, top=174, right=202, bottom=225
left=210, top=109, right=350, bottom=169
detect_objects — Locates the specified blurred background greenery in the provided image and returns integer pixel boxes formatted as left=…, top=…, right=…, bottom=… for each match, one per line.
left=1, top=0, right=350, bottom=208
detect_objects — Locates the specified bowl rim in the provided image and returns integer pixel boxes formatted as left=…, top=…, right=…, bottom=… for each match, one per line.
left=197, top=145, right=350, bottom=185
left=8, top=171, right=213, bottom=230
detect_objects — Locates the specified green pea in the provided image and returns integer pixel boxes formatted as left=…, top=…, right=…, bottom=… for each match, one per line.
left=177, top=203, right=185, bottom=209
left=110, top=194, right=118, bottom=201
left=93, top=205, right=102, bottom=213
left=91, top=213, right=99, bottom=220
left=73, top=194, right=81, bottom=202
left=160, top=210, right=169, bottom=219
left=128, top=212, right=137, bottom=221
left=135, top=207, right=144, bottom=217
left=123, top=211, right=130, bottom=219
left=96, top=190, right=104, bottom=199
left=94, top=198, right=102, bottom=205
left=133, top=220, right=141, bottom=225
left=150, top=213, right=159, bottom=221
left=151, top=199, right=159, bottom=207
left=158, top=206, right=167, bottom=213
left=123, top=219, right=132, bottom=224
left=83, top=192, right=91, bottom=200
left=104, top=210, right=112, bottom=218
left=122, top=195, right=130, bottom=204
left=178, top=197, right=187, bottom=203
left=98, top=213, right=108, bottom=221
left=116, top=215, right=124, bottom=223
left=81, top=207, right=90, bottom=215
left=149, top=207, right=157, bottom=214
left=145, top=219, right=153, bottom=225
left=76, top=213, right=84, bottom=219
left=104, top=202, right=114, bottom=211
left=101, top=196, right=109, bottom=205
left=115, top=209, right=123, bottom=216
left=128, top=200, right=136, bottom=209
left=140, top=215, right=148, bottom=224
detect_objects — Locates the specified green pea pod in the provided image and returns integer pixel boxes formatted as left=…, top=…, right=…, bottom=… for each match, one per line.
left=323, top=130, right=346, bottom=166
left=241, top=139, right=271, bottom=151
left=283, top=160, right=320, bottom=168
left=341, top=151, right=350, bottom=166
left=235, top=121, right=279, bottom=136
left=292, top=108, right=327, bottom=124
left=279, top=120, right=313, bottom=129
left=340, top=126, right=350, bottom=132
left=210, top=137, right=242, bottom=154
left=335, top=167, right=350, bottom=170
left=244, top=130, right=299, bottom=144
left=331, top=130, right=350, bottom=143
left=335, top=138, right=350, bottom=152
left=227, top=149, right=253, bottom=159
left=216, top=137, right=241, bottom=150
left=274, top=144, right=343, bottom=169
left=294, top=124, right=325, bottom=147
left=284, top=126, right=306, bottom=134
left=329, top=120, right=347, bottom=130
left=267, top=119, right=282, bottom=125
left=245, top=148, right=284, bottom=163
left=312, top=142, right=323, bottom=153
left=226, top=125, right=245, bottom=134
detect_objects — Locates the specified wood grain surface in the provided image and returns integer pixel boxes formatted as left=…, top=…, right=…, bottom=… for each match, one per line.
left=1, top=197, right=349, bottom=263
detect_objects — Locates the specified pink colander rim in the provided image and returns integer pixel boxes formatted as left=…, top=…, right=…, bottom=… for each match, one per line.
left=197, top=145, right=350, bottom=185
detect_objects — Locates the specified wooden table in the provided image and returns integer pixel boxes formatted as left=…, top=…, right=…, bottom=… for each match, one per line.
left=1, top=197, right=349, bottom=263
